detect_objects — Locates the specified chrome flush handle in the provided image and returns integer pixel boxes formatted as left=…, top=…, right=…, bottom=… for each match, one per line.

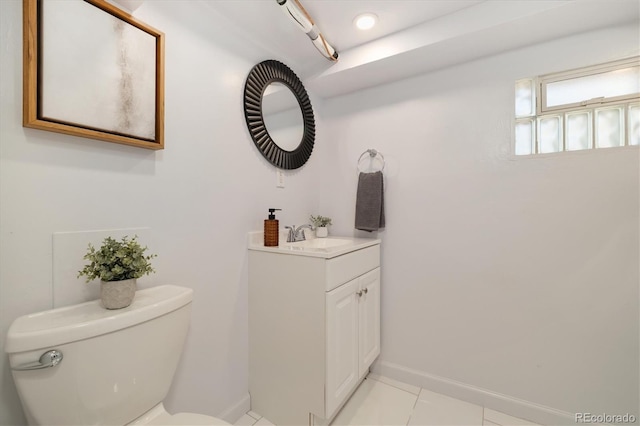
left=12, top=350, right=63, bottom=371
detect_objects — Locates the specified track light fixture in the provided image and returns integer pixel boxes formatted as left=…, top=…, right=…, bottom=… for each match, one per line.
left=276, top=0, right=339, bottom=62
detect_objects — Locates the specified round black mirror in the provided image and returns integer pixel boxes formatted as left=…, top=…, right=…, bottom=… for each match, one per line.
left=243, top=60, right=315, bottom=170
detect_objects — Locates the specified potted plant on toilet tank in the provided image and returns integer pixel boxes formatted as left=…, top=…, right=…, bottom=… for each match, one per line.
left=78, top=235, right=156, bottom=309
left=310, top=215, right=332, bottom=238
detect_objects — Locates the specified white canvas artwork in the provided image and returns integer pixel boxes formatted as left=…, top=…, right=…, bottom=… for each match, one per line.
left=41, top=0, right=156, bottom=140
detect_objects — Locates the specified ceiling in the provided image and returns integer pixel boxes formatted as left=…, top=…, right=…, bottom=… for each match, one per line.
left=204, top=1, right=640, bottom=98
left=205, top=0, right=482, bottom=76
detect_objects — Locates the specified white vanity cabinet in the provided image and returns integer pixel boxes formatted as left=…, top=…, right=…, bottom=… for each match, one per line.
left=248, top=238, right=381, bottom=426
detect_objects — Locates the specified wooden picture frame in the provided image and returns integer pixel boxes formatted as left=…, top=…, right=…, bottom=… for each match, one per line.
left=23, top=0, right=165, bottom=150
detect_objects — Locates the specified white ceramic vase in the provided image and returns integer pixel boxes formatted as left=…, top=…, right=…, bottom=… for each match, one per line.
left=316, top=227, right=328, bottom=238
left=100, top=278, right=137, bottom=309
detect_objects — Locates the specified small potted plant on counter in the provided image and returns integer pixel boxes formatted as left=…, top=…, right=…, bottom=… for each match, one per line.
left=78, top=235, right=157, bottom=309
left=310, top=215, right=332, bottom=238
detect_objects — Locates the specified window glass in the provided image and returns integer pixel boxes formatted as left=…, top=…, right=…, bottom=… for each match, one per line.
left=515, top=79, right=535, bottom=117
left=629, top=105, right=640, bottom=146
left=565, top=111, right=592, bottom=151
left=546, top=66, right=639, bottom=108
left=538, top=116, right=562, bottom=153
left=515, top=120, right=534, bottom=155
left=595, top=107, right=624, bottom=148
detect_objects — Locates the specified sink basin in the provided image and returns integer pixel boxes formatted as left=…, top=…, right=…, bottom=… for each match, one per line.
left=283, top=238, right=352, bottom=250
left=248, top=232, right=380, bottom=258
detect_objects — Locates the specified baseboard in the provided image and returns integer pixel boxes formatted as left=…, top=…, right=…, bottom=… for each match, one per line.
left=218, top=392, right=251, bottom=424
left=371, top=360, right=575, bottom=426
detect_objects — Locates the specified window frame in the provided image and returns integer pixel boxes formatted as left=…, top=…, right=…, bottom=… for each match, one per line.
left=537, top=56, right=640, bottom=115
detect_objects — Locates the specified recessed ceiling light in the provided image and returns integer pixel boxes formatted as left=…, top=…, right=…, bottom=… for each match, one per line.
left=354, top=13, right=378, bottom=31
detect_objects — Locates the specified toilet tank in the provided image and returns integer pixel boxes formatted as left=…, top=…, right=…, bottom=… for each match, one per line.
left=5, top=285, right=193, bottom=426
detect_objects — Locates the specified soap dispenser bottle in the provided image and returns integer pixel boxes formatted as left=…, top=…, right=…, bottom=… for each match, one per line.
left=264, top=208, right=281, bottom=247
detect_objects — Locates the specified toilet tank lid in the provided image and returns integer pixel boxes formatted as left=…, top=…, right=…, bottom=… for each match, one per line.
left=5, top=285, right=193, bottom=354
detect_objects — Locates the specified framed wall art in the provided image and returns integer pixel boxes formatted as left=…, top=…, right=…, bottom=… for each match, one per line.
left=23, top=0, right=165, bottom=149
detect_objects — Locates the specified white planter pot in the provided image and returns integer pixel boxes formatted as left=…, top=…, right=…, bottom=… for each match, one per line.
left=100, top=278, right=137, bottom=309
left=316, top=227, right=328, bottom=238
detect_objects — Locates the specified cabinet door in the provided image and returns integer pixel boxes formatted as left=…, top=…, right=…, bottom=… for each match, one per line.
left=358, top=267, right=380, bottom=378
left=325, top=278, right=359, bottom=418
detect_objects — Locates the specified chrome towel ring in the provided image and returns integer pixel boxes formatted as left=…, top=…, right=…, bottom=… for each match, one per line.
left=357, top=149, right=385, bottom=172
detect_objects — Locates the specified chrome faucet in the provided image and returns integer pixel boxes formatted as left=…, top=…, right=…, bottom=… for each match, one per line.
left=285, top=224, right=313, bottom=242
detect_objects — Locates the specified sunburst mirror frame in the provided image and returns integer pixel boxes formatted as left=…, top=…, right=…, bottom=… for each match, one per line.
left=243, top=60, right=315, bottom=170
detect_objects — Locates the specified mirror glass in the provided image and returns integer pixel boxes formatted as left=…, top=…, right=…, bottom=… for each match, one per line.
left=262, top=83, right=304, bottom=152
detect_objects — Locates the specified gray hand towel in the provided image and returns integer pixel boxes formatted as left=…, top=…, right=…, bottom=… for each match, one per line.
left=355, top=171, right=385, bottom=232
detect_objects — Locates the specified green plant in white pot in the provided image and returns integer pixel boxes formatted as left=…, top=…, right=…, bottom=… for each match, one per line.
left=310, top=215, right=332, bottom=238
left=78, top=236, right=156, bottom=309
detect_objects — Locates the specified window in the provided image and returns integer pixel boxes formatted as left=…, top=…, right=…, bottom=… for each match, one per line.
left=515, top=57, right=640, bottom=156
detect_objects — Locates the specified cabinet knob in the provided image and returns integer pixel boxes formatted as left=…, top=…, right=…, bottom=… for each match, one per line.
left=356, top=288, right=368, bottom=297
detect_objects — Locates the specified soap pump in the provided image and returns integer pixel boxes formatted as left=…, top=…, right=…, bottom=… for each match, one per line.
left=264, top=208, right=281, bottom=247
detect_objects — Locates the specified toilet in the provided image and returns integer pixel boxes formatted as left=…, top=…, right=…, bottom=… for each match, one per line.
left=5, top=285, right=231, bottom=425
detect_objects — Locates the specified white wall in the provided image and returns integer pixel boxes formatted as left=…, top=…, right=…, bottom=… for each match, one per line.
left=0, top=1, right=324, bottom=424
left=317, top=25, right=639, bottom=423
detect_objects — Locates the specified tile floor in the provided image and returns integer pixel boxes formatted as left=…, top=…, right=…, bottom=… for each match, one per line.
left=235, top=373, right=541, bottom=426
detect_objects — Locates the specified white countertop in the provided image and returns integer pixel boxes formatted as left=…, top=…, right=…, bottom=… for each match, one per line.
left=248, top=231, right=381, bottom=259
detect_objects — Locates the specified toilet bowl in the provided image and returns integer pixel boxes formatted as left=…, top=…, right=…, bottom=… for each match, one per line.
left=130, top=403, right=230, bottom=425
left=5, top=285, right=231, bottom=426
